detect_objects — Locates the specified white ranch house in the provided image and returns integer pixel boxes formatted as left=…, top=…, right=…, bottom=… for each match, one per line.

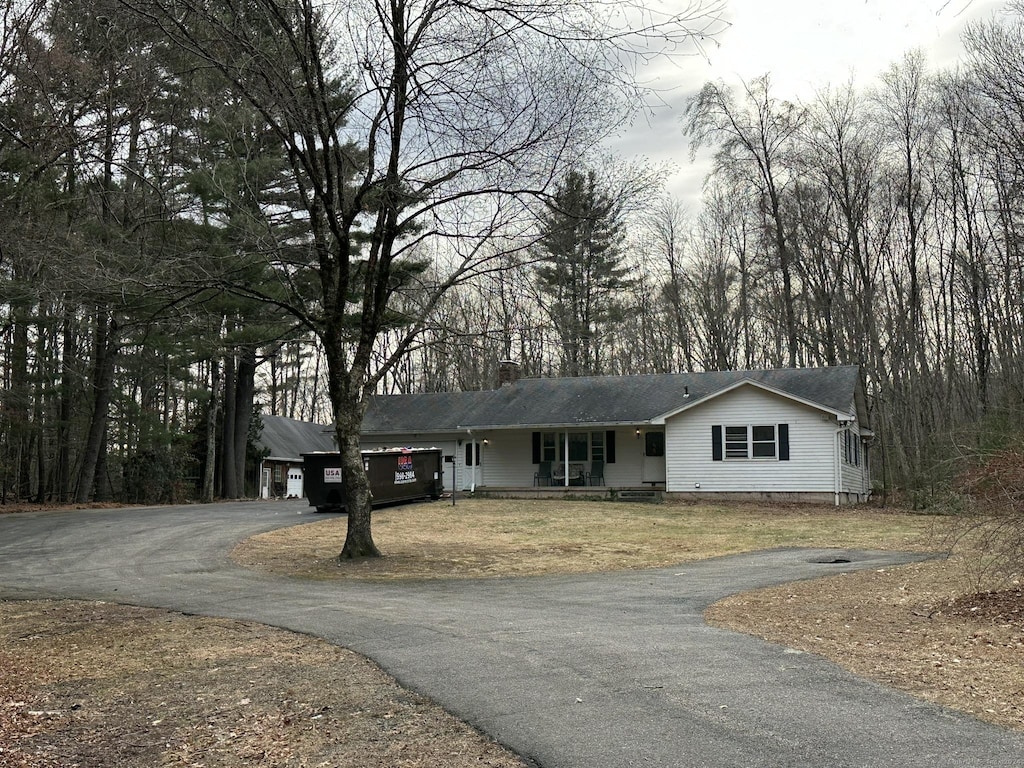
left=356, top=365, right=872, bottom=505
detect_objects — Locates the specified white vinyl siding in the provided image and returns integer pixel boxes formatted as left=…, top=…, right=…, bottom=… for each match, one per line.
left=476, top=431, right=533, bottom=486
left=606, top=428, right=641, bottom=486
left=839, top=426, right=870, bottom=496
left=666, top=386, right=836, bottom=493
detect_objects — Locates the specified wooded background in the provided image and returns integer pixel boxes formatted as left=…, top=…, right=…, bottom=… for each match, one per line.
left=3, top=0, right=1023, bottom=506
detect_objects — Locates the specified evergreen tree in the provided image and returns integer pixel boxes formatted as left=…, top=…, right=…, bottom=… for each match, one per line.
left=535, top=169, right=634, bottom=377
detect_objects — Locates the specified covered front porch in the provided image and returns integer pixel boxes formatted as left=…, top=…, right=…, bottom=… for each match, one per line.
left=359, top=425, right=667, bottom=493
left=465, top=425, right=667, bottom=491
left=471, top=484, right=665, bottom=502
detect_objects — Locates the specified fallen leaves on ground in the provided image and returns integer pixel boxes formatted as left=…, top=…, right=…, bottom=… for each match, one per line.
left=0, top=600, right=528, bottom=768
left=705, top=557, right=1024, bottom=731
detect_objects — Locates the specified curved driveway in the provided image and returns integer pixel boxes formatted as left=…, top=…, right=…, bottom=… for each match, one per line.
left=1, top=501, right=1021, bottom=767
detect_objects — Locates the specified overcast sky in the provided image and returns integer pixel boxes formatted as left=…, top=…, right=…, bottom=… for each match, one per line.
left=616, top=0, right=1011, bottom=204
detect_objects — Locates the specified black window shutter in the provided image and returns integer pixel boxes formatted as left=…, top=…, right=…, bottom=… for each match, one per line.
left=606, top=430, right=616, bottom=464
left=778, top=423, right=790, bottom=461
left=712, top=425, right=723, bottom=461
left=531, top=431, right=541, bottom=464
left=465, top=442, right=473, bottom=467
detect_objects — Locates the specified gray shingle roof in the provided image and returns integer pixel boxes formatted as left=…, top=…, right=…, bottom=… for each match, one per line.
left=362, top=366, right=864, bottom=434
left=257, top=414, right=336, bottom=461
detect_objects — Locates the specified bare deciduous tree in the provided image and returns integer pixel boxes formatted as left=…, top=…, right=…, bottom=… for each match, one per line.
left=132, top=0, right=726, bottom=557
left=685, top=75, right=806, bottom=367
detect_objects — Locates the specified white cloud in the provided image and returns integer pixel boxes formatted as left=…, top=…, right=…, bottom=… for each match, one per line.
left=609, top=0, right=1011, bottom=205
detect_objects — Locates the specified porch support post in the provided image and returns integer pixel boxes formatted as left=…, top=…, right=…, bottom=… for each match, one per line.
left=563, top=431, right=569, bottom=487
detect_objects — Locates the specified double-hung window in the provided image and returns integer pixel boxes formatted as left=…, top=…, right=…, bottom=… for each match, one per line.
left=568, top=433, right=589, bottom=462
left=532, top=431, right=617, bottom=464
left=713, top=424, right=789, bottom=461
left=541, top=432, right=560, bottom=462
left=724, top=425, right=775, bottom=458
left=842, top=429, right=861, bottom=466
left=751, top=425, right=778, bottom=458
left=724, top=426, right=750, bottom=458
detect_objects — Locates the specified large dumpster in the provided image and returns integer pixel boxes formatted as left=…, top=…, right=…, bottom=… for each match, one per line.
left=302, top=448, right=443, bottom=513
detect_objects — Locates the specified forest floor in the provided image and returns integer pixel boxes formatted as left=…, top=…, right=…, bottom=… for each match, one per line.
left=1, top=499, right=1021, bottom=766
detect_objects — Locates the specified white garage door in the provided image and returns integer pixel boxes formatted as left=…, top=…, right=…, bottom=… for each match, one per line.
left=286, top=469, right=304, bottom=498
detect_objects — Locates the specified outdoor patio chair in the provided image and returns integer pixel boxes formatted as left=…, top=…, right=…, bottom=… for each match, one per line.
left=588, top=459, right=605, bottom=486
left=534, top=460, right=552, bottom=486
left=569, top=463, right=586, bottom=485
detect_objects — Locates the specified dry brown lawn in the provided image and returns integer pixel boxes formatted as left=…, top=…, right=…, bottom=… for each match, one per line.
left=3, top=497, right=1022, bottom=766
left=232, top=497, right=937, bottom=580
left=706, top=555, right=1023, bottom=732
left=0, top=600, right=528, bottom=768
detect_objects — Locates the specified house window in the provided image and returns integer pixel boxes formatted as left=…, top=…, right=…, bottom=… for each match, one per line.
left=568, top=433, right=589, bottom=461
left=274, top=465, right=283, bottom=482
left=843, top=429, right=860, bottom=467
left=533, top=431, right=614, bottom=464
left=541, top=432, right=560, bottom=462
left=724, top=426, right=749, bottom=458
left=714, top=424, right=785, bottom=460
left=645, top=431, right=665, bottom=457
left=751, top=425, right=777, bottom=458
left=465, top=443, right=481, bottom=467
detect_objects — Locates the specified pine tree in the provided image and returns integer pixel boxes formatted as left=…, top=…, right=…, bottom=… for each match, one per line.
left=535, top=170, right=634, bottom=377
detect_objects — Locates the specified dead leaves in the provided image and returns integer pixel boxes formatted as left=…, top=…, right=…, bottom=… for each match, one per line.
left=0, top=600, right=528, bottom=768
left=706, top=560, right=1024, bottom=731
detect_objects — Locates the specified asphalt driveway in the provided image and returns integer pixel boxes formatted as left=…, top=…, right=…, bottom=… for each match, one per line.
left=1, top=501, right=1021, bottom=767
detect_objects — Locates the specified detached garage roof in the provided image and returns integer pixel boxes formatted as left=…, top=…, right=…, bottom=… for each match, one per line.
left=362, top=366, right=866, bottom=434
left=258, top=414, right=336, bottom=461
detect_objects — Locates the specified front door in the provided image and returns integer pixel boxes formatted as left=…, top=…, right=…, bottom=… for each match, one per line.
left=462, top=441, right=481, bottom=490
left=642, top=430, right=666, bottom=484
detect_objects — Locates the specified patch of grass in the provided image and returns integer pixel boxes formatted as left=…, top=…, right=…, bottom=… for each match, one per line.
left=706, top=555, right=1024, bottom=731
left=232, top=498, right=943, bottom=581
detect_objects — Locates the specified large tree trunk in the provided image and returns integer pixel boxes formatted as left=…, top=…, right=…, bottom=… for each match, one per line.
left=218, top=346, right=256, bottom=499
left=201, top=359, right=221, bottom=503
left=92, top=424, right=112, bottom=502
left=75, top=311, right=118, bottom=503
left=32, top=313, right=48, bottom=503
left=322, top=314, right=379, bottom=559
left=220, top=353, right=238, bottom=498
left=336, top=401, right=379, bottom=560
left=232, top=346, right=257, bottom=497
left=56, top=307, right=75, bottom=503
left=7, top=296, right=31, bottom=502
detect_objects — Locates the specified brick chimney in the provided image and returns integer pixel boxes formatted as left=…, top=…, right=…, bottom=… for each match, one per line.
left=497, top=360, right=520, bottom=387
